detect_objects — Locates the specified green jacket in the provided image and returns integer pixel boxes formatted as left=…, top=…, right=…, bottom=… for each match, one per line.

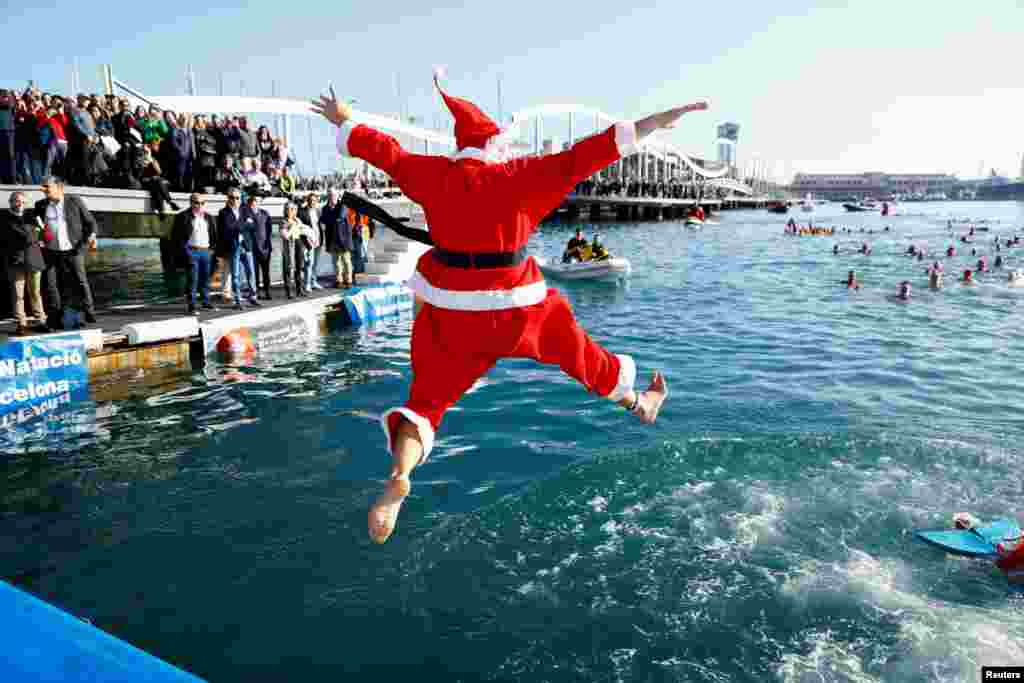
left=139, top=117, right=169, bottom=145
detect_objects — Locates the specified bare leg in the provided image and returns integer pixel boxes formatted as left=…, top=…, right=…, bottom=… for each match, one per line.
left=617, top=372, right=668, bottom=424
left=368, top=417, right=423, bottom=544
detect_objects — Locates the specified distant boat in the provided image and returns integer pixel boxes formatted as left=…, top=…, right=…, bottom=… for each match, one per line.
left=767, top=201, right=789, bottom=214
left=843, top=198, right=877, bottom=212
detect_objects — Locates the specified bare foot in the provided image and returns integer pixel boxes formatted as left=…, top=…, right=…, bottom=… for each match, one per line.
left=368, top=477, right=411, bottom=544
left=636, top=372, right=668, bottom=424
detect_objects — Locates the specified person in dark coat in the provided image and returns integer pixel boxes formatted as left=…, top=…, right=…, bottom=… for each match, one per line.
left=243, top=194, right=274, bottom=300
left=170, top=193, right=219, bottom=314
left=63, top=99, right=96, bottom=187
left=33, top=176, right=99, bottom=328
left=2, top=191, right=47, bottom=334
left=163, top=112, right=193, bottom=192
left=0, top=89, right=17, bottom=185
left=192, top=116, right=218, bottom=192
left=112, top=128, right=146, bottom=189
left=236, top=196, right=260, bottom=306
left=237, top=117, right=258, bottom=160
left=320, top=188, right=352, bottom=287
left=216, top=190, right=253, bottom=309
left=213, top=155, right=241, bottom=195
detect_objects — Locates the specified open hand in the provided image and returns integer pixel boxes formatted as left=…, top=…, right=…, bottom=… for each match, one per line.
left=636, top=101, right=708, bottom=139
left=310, top=86, right=352, bottom=127
left=658, top=101, right=708, bottom=129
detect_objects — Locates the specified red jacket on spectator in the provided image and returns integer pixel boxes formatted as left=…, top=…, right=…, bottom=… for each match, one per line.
left=46, top=112, right=68, bottom=142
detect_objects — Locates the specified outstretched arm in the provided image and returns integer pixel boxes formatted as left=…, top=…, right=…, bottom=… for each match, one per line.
left=510, top=101, right=708, bottom=222
left=634, top=101, right=708, bottom=138
left=311, top=88, right=441, bottom=205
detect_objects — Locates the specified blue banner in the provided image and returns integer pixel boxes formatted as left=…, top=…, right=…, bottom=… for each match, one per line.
left=343, top=285, right=413, bottom=325
left=0, top=333, right=89, bottom=430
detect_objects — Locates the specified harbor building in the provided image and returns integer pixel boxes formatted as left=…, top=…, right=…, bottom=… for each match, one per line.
left=791, top=172, right=956, bottom=199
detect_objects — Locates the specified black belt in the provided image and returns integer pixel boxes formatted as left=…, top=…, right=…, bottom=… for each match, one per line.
left=432, top=247, right=527, bottom=269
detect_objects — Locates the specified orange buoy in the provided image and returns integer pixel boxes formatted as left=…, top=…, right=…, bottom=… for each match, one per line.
left=216, top=329, right=256, bottom=355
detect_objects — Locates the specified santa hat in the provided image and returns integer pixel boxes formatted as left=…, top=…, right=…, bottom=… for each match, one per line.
left=434, top=68, right=500, bottom=152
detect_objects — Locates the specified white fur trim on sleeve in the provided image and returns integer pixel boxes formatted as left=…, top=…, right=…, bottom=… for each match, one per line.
left=381, top=406, right=436, bottom=465
left=606, top=354, right=637, bottom=402
left=336, top=121, right=357, bottom=158
left=614, top=121, right=638, bottom=158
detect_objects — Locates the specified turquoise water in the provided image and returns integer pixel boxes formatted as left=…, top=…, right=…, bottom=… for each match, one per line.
left=3, top=201, right=1024, bottom=682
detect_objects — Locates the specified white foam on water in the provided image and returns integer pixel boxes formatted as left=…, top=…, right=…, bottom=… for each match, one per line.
left=777, top=629, right=879, bottom=683
left=724, top=488, right=785, bottom=549
left=780, top=547, right=1024, bottom=680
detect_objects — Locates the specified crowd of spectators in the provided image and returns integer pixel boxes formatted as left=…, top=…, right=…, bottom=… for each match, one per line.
left=0, top=85, right=318, bottom=212
left=574, top=175, right=733, bottom=201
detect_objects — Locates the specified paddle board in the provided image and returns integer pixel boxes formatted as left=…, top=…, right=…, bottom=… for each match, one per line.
left=914, top=518, right=1021, bottom=558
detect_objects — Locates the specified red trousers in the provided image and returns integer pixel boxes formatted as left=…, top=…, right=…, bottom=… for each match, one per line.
left=382, top=289, right=634, bottom=461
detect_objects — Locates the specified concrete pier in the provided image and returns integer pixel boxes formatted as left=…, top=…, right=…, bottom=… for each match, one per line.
left=550, top=193, right=766, bottom=222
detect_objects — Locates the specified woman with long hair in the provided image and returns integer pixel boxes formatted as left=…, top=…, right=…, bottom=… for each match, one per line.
left=256, top=125, right=274, bottom=168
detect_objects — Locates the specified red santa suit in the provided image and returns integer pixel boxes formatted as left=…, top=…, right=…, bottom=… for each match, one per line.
left=337, top=78, right=640, bottom=462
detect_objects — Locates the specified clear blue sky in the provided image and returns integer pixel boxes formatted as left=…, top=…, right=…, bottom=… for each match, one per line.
left=4, top=0, right=1022, bottom=181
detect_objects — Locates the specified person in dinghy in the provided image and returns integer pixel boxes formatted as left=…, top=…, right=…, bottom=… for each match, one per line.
left=312, top=72, right=706, bottom=544
left=562, top=228, right=589, bottom=263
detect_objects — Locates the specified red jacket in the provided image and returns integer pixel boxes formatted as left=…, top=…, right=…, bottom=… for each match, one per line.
left=45, top=112, right=68, bottom=142
left=339, top=122, right=635, bottom=311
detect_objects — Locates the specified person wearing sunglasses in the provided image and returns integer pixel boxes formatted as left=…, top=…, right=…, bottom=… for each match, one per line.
left=171, top=193, right=219, bottom=314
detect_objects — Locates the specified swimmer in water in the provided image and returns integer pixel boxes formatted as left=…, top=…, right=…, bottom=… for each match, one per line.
left=843, top=270, right=861, bottom=290
left=995, top=254, right=1004, bottom=268
left=1008, top=270, right=1024, bottom=285
left=962, top=269, right=975, bottom=285
left=833, top=244, right=839, bottom=255
left=859, top=243, right=871, bottom=255
left=928, top=269, right=943, bottom=289
left=917, top=251, right=924, bottom=261
left=977, top=257, right=987, bottom=272
left=946, top=246, right=955, bottom=257
left=896, top=280, right=911, bottom=301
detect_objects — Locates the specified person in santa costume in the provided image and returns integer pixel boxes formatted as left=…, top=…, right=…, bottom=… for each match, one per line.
left=312, top=75, right=707, bottom=543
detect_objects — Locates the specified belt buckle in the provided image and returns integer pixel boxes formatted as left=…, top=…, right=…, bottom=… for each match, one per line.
left=467, top=252, right=476, bottom=268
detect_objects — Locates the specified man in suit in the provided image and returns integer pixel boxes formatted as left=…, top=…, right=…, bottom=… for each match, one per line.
left=243, top=194, right=273, bottom=300
left=171, top=193, right=219, bottom=314
left=216, top=190, right=252, bottom=310
left=34, top=175, right=98, bottom=328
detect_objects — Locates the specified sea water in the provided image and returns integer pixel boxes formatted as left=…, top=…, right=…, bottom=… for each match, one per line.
left=2, top=201, right=1023, bottom=682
